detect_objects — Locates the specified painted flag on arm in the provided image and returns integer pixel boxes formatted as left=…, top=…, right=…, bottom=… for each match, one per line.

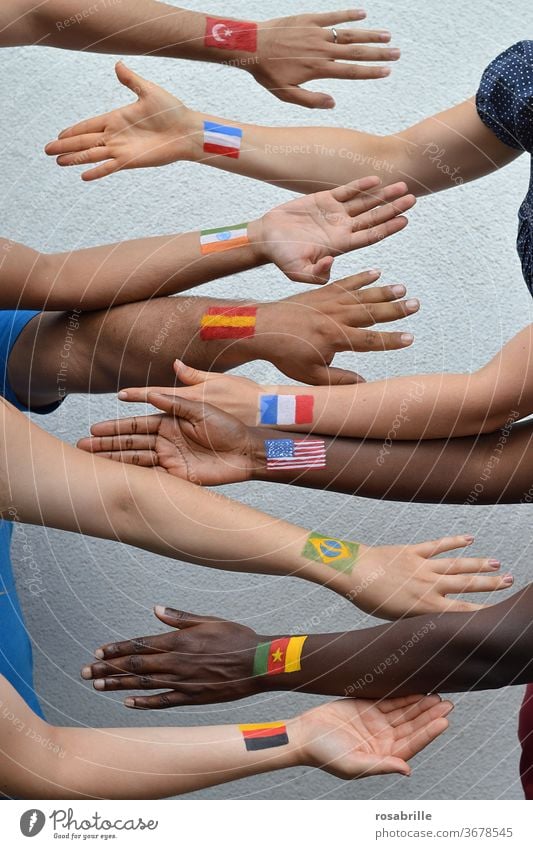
left=239, top=722, right=289, bottom=751
left=253, top=636, right=308, bottom=676
left=203, top=121, right=243, bottom=158
left=205, top=17, right=258, bottom=53
left=200, top=223, right=249, bottom=255
left=259, top=394, right=314, bottom=425
left=265, top=439, right=326, bottom=470
left=200, top=306, right=256, bottom=340
left=301, top=532, right=359, bottom=574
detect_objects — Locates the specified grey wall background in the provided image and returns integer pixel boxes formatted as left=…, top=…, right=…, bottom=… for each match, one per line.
left=1, top=0, right=532, bottom=800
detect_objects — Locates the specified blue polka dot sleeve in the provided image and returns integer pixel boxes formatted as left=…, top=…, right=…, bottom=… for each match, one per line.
left=477, top=41, right=533, bottom=296
left=476, top=41, right=533, bottom=151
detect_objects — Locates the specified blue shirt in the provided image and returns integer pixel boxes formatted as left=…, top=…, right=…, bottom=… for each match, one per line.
left=476, top=41, right=533, bottom=295
left=0, top=309, right=61, bottom=719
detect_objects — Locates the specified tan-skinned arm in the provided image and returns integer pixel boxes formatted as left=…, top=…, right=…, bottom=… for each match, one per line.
left=121, top=325, right=533, bottom=440
left=0, top=397, right=505, bottom=618
left=0, top=3, right=399, bottom=108
left=45, top=65, right=521, bottom=191
left=0, top=175, right=415, bottom=309
left=0, top=676, right=453, bottom=798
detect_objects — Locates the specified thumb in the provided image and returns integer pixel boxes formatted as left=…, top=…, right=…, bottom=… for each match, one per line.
left=308, top=364, right=367, bottom=386
left=147, top=391, right=205, bottom=422
left=115, top=60, right=149, bottom=98
left=154, top=605, right=221, bottom=629
left=173, top=359, right=213, bottom=387
left=309, top=256, right=334, bottom=284
left=277, top=85, right=336, bottom=110
left=362, top=756, right=411, bottom=777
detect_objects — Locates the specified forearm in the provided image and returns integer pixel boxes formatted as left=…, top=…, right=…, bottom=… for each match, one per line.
left=252, top=421, right=533, bottom=505
left=0, top=228, right=266, bottom=311
left=2, top=0, right=251, bottom=65
left=183, top=97, right=519, bottom=196
left=0, top=399, right=347, bottom=592
left=258, top=584, right=533, bottom=698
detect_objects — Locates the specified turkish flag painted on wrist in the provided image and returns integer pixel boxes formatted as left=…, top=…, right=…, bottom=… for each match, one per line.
left=205, top=17, right=258, bottom=53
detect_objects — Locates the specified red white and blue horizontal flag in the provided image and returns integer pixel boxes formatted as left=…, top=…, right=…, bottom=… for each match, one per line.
left=203, top=121, right=243, bottom=158
left=265, top=439, right=326, bottom=470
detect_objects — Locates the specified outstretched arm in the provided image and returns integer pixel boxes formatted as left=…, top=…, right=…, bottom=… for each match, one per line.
left=0, top=397, right=506, bottom=619
left=0, top=175, right=414, bottom=310
left=81, top=584, right=533, bottom=708
left=45, top=65, right=520, bottom=191
left=0, top=676, right=452, bottom=797
left=117, top=324, right=533, bottom=439
left=1, top=5, right=399, bottom=107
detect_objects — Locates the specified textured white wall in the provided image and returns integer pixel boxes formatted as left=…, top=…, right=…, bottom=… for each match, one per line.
left=1, top=0, right=532, bottom=800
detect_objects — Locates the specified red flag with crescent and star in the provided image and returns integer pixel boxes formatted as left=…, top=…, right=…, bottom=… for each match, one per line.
left=205, top=17, right=258, bottom=53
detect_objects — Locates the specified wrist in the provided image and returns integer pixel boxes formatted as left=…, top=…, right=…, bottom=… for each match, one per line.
left=286, top=715, right=311, bottom=768
left=246, top=218, right=269, bottom=266
left=184, top=109, right=207, bottom=163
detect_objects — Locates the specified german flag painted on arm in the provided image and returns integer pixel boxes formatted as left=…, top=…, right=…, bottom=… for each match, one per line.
left=239, top=722, right=289, bottom=751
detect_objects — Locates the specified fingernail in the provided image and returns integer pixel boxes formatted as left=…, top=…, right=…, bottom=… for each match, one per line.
left=154, top=604, right=166, bottom=617
left=322, top=97, right=335, bottom=109
left=118, top=390, right=128, bottom=400
left=488, top=559, right=500, bottom=569
left=389, top=48, right=401, bottom=60
left=503, top=574, right=514, bottom=585
left=124, top=698, right=136, bottom=708
left=81, top=666, right=93, bottom=680
left=94, top=648, right=104, bottom=660
left=464, top=535, right=475, bottom=543
left=93, top=679, right=105, bottom=691
left=378, top=66, right=391, bottom=77
left=405, top=298, right=419, bottom=311
left=401, top=333, right=414, bottom=345
left=391, top=284, right=406, bottom=296
left=378, top=30, right=391, bottom=40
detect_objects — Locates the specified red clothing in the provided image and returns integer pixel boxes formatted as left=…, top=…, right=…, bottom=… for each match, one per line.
left=519, top=685, right=533, bottom=798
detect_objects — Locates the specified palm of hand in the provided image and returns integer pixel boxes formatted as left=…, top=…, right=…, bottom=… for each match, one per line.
left=154, top=408, right=251, bottom=484
left=304, top=699, right=399, bottom=777
left=104, top=88, right=190, bottom=168
left=263, top=192, right=354, bottom=282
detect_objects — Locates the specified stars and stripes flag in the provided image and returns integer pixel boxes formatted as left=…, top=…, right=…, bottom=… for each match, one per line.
left=265, top=438, right=326, bottom=470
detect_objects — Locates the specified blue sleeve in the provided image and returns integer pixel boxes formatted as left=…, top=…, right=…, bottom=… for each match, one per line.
left=476, top=41, right=533, bottom=152
left=0, top=310, right=63, bottom=415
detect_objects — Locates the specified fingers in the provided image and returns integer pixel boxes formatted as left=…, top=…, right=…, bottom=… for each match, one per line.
left=348, top=329, right=414, bottom=352
left=354, top=755, right=411, bottom=777
left=415, top=534, right=475, bottom=558
left=173, top=358, right=214, bottom=387
left=77, top=434, right=157, bottom=453
left=330, top=269, right=384, bottom=294
left=332, top=44, right=400, bottom=62
left=83, top=653, right=172, bottom=678
left=344, top=181, right=410, bottom=216
left=311, top=10, right=368, bottom=27
left=56, top=114, right=108, bottom=140
left=56, top=147, right=112, bottom=168
left=92, top=633, right=173, bottom=661
left=88, top=414, right=163, bottom=437
left=115, top=60, right=149, bottom=97
left=92, top=674, right=179, bottom=692
left=76, top=447, right=158, bottom=467
left=439, top=573, right=514, bottom=595
left=45, top=132, right=106, bottom=157
left=351, top=214, right=409, bottom=250
left=385, top=693, right=444, bottom=727
left=307, top=364, right=366, bottom=386
left=331, top=175, right=381, bottom=202
left=331, top=30, right=393, bottom=47
left=351, top=193, right=416, bottom=232
left=81, top=160, right=121, bottom=182
left=320, top=63, right=392, bottom=81
left=306, top=255, right=334, bottom=283
left=345, top=297, right=420, bottom=327
left=394, top=714, right=452, bottom=761
left=434, top=556, right=501, bottom=575
left=374, top=694, right=430, bottom=714
left=274, top=85, right=335, bottom=110
left=154, top=604, right=222, bottom=629
left=124, top=691, right=190, bottom=710
left=146, top=391, right=206, bottom=422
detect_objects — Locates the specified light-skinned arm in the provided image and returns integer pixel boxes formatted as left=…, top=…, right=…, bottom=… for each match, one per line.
left=45, top=64, right=521, bottom=191
left=0, top=396, right=506, bottom=618
left=0, top=676, right=453, bottom=798
left=1, top=5, right=399, bottom=108
left=117, top=325, right=533, bottom=439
